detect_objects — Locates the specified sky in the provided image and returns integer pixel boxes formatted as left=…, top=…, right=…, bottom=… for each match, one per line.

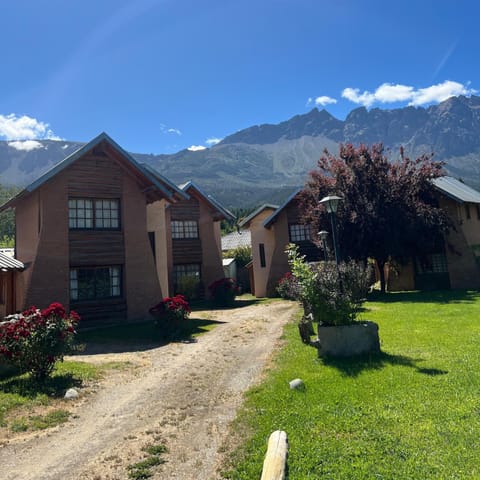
left=1, top=0, right=479, bottom=155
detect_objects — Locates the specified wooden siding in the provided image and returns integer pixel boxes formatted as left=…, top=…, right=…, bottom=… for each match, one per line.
left=172, top=239, right=202, bottom=263
left=67, top=153, right=122, bottom=197
left=71, top=299, right=127, bottom=326
left=170, top=197, right=200, bottom=220
left=69, top=231, right=125, bottom=265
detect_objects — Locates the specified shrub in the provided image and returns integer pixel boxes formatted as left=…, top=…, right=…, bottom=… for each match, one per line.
left=0, top=303, right=80, bottom=381
left=276, top=272, right=299, bottom=300
left=208, top=277, right=239, bottom=306
left=176, top=275, right=201, bottom=300
left=223, top=245, right=252, bottom=268
left=149, top=295, right=191, bottom=323
left=286, top=244, right=371, bottom=326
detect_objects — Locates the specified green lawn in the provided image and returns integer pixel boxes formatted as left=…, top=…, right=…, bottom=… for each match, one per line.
left=223, top=290, right=480, bottom=479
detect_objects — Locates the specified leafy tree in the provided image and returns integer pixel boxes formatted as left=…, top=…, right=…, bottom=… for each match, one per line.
left=299, top=144, right=452, bottom=293
left=0, top=184, right=19, bottom=246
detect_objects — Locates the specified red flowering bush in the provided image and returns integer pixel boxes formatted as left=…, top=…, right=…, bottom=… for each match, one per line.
left=276, top=272, right=299, bottom=300
left=0, top=302, right=80, bottom=381
left=149, top=295, right=191, bottom=323
left=208, top=277, right=239, bottom=306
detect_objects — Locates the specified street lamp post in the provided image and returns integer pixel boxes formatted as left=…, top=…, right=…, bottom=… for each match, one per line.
left=320, top=195, right=342, bottom=267
left=318, top=230, right=329, bottom=261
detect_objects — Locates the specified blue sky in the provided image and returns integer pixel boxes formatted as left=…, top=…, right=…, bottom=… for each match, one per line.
left=1, top=0, right=479, bottom=154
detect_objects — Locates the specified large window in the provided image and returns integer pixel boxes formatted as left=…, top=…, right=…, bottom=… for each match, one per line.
left=70, top=266, right=122, bottom=301
left=289, top=224, right=311, bottom=242
left=69, top=198, right=120, bottom=229
left=173, top=264, right=201, bottom=285
left=171, top=220, right=198, bottom=239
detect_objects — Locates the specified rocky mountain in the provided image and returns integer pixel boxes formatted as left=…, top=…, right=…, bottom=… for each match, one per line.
left=2, top=95, right=480, bottom=208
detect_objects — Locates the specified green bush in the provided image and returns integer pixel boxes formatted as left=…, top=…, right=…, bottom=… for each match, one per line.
left=286, top=244, right=371, bottom=325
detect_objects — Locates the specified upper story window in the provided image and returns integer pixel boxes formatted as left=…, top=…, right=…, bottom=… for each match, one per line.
left=289, top=224, right=311, bottom=242
left=69, top=198, right=120, bottom=230
left=171, top=220, right=198, bottom=239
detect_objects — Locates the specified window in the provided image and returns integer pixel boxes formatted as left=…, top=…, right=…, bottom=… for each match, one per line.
left=173, top=264, right=201, bottom=285
left=415, top=254, right=448, bottom=274
left=259, top=243, right=266, bottom=268
left=171, top=220, right=198, bottom=239
left=289, top=224, right=311, bottom=242
left=70, top=266, right=122, bottom=301
left=69, top=198, right=120, bottom=229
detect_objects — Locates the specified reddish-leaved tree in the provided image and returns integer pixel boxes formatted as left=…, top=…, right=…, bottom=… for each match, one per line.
left=299, top=143, right=452, bottom=293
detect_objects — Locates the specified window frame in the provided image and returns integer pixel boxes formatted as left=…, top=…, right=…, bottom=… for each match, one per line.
left=171, top=220, right=199, bottom=239
left=69, top=198, right=121, bottom=230
left=70, top=266, right=122, bottom=302
left=289, top=223, right=311, bottom=242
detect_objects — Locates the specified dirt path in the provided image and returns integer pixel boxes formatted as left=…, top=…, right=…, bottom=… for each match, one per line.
left=0, top=300, right=297, bottom=480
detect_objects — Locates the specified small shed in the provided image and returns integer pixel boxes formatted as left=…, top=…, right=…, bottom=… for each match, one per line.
left=223, top=258, right=237, bottom=280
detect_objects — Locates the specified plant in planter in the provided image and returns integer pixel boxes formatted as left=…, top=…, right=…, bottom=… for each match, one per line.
left=286, top=244, right=379, bottom=356
left=149, top=295, right=191, bottom=336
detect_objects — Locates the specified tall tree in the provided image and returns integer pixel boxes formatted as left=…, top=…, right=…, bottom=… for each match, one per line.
left=299, top=144, right=452, bottom=292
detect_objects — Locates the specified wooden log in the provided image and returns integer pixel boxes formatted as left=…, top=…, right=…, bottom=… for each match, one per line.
left=260, top=430, right=288, bottom=480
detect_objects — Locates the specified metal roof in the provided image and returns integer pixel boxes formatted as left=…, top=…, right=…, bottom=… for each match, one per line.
left=263, top=188, right=302, bottom=228
left=238, top=204, right=279, bottom=228
left=433, top=176, right=480, bottom=204
left=221, top=229, right=251, bottom=251
left=0, top=252, right=24, bottom=271
left=179, top=181, right=236, bottom=221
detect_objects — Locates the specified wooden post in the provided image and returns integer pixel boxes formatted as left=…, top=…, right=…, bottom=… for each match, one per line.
left=260, top=430, right=288, bottom=480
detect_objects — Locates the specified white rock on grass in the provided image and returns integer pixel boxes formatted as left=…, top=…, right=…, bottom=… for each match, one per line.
left=64, top=388, right=79, bottom=399
left=289, top=378, right=304, bottom=390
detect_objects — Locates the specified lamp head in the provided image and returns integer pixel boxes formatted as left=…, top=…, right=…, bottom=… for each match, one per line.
left=320, top=195, right=342, bottom=214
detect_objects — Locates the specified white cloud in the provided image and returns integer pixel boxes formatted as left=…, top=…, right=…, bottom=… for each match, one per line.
left=0, top=114, right=60, bottom=141
left=205, top=137, right=222, bottom=146
left=187, top=145, right=206, bottom=151
left=409, top=80, right=475, bottom=106
left=160, top=124, right=182, bottom=136
left=342, top=80, right=477, bottom=108
left=8, top=140, right=44, bottom=152
left=314, top=96, right=337, bottom=106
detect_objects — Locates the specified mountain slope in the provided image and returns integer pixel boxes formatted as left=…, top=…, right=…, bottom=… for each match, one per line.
left=1, top=95, right=480, bottom=208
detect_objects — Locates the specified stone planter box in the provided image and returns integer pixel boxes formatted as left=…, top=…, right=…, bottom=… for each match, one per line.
left=317, top=321, right=380, bottom=357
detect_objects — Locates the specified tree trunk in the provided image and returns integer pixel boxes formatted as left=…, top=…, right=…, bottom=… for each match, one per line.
left=378, top=260, right=386, bottom=293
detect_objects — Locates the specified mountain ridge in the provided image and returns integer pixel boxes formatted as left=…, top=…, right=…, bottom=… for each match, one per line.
left=1, top=95, right=480, bottom=208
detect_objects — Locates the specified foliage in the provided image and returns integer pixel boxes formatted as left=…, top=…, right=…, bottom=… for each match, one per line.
left=0, top=184, right=20, bottom=246
left=0, top=303, right=80, bottom=381
left=222, top=245, right=252, bottom=268
left=208, top=277, right=239, bottom=306
left=220, top=207, right=255, bottom=235
left=287, top=244, right=370, bottom=325
left=149, top=295, right=191, bottom=323
left=223, top=291, right=480, bottom=479
left=299, top=143, right=452, bottom=292
left=275, top=272, right=299, bottom=300
left=175, top=275, right=201, bottom=300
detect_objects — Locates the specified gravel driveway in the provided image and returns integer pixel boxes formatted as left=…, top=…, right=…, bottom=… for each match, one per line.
left=0, top=299, right=298, bottom=480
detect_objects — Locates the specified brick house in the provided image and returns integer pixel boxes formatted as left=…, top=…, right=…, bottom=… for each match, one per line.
left=0, top=133, right=185, bottom=325
left=239, top=190, right=321, bottom=297
left=146, top=179, right=235, bottom=298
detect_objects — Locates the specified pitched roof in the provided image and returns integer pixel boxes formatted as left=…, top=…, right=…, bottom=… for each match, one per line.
left=238, top=204, right=279, bottom=228
left=433, top=176, right=480, bottom=204
left=179, top=181, right=236, bottom=221
left=263, top=188, right=302, bottom=228
left=221, top=229, right=251, bottom=251
left=0, top=132, right=185, bottom=212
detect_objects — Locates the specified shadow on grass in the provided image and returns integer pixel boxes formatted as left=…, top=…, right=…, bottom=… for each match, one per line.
left=189, top=298, right=263, bottom=311
left=319, top=351, right=448, bottom=378
left=367, top=289, right=479, bottom=305
left=0, top=373, right=82, bottom=398
left=76, top=318, right=225, bottom=355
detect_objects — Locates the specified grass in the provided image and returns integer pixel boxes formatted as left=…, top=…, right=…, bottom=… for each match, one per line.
left=127, top=443, right=167, bottom=479
left=0, top=359, right=104, bottom=431
left=223, top=290, right=480, bottom=479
